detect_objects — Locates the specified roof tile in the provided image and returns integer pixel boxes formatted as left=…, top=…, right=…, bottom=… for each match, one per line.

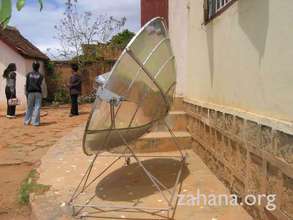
left=0, top=26, right=49, bottom=60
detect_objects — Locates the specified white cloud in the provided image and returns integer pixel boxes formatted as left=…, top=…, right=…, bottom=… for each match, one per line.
left=76, top=0, right=140, bottom=26
left=9, top=0, right=141, bottom=57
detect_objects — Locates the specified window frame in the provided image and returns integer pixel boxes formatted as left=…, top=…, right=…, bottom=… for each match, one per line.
left=204, top=0, right=237, bottom=24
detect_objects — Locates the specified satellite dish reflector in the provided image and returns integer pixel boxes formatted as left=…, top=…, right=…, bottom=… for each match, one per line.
left=83, top=17, right=176, bottom=155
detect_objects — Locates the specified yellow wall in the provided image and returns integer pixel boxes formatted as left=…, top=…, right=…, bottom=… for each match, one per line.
left=178, top=0, right=293, bottom=122
left=169, top=0, right=188, bottom=97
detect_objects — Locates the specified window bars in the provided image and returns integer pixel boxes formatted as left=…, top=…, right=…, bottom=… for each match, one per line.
left=207, top=0, right=234, bottom=21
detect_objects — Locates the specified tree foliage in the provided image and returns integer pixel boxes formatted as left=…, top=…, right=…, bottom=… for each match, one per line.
left=0, top=0, right=80, bottom=27
left=0, top=0, right=44, bottom=27
left=109, top=29, right=135, bottom=49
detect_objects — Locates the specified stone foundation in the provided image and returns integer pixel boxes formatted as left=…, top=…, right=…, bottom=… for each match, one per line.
left=183, top=99, right=293, bottom=220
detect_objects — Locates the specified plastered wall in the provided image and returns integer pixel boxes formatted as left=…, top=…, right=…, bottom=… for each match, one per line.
left=0, top=39, right=47, bottom=110
left=185, top=0, right=293, bottom=123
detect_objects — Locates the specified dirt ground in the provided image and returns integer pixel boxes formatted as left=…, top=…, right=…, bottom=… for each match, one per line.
left=0, top=104, right=91, bottom=220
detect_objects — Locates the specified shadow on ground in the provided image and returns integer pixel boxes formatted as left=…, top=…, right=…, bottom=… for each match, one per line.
left=39, top=121, right=57, bottom=126
left=95, top=158, right=190, bottom=202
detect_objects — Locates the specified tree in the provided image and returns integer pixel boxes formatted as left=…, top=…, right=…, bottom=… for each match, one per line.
left=0, top=0, right=44, bottom=27
left=51, top=2, right=126, bottom=61
left=109, top=29, right=135, bottom=49
left=0, top=0, right=76, bottom=27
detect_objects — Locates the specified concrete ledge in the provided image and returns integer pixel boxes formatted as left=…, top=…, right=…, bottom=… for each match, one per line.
left=171, top=97, right=184, bottom=111
left=184, top=97, right=293, bottom=135
left=141, top=131, right=190, bottom=139
left=152, top=111, right=187, bottom=132
left=135, top=131, right=192, bottom=153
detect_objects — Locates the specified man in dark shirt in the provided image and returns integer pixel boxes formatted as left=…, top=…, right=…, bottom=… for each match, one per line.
left=68, top=64, right=82, bottom=117
left=24, top=62, right=43, bottom=126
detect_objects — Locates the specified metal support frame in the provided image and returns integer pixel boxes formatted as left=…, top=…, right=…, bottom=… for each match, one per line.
left=74, top=18, right=183, bottom=219
left=69, top=119, right=187, bottom=220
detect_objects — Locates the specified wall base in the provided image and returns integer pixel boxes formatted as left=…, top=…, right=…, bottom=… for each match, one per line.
left=183, top=99, right=293, bottom=220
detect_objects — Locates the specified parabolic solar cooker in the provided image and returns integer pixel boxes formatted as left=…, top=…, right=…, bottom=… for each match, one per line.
left=70, top=17, right=186, bottom=219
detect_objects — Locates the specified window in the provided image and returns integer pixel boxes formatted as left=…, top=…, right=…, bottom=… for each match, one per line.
left=205, top=0, right=236, bottom=23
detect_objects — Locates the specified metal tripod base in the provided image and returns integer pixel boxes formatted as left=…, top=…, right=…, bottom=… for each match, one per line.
left=69, top=121, right=187, bottom=219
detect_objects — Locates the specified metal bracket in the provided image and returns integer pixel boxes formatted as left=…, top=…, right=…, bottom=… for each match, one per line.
left=96, top=87, right=125, bottom=106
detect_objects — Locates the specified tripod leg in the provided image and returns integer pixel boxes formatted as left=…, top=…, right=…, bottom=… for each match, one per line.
left=162, top=119, right=185, bottom=159
left=125, top=156, right=131, bottom=166
left=117, top=130, right=172, bottom=205
left=69, top=153, right=99, bottom=203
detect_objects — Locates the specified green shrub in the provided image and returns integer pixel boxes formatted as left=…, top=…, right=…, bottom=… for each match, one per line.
left=19, top=170, right=50, bottom=205
left=53, top=86, right=70, bottom=104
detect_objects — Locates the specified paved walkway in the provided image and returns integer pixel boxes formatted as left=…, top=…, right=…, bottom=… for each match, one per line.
left=31, top=125, right=252, bottom=220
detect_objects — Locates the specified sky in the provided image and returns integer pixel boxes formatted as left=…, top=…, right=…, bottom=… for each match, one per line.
left=9, top=0, right=141, bottom=55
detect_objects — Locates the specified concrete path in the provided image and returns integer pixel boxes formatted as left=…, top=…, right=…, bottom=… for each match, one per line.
left=31, top=125, right=252, bottom=220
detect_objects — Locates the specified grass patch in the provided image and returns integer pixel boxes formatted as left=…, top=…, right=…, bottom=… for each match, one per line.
left=19, top=169, right=50, bottom=205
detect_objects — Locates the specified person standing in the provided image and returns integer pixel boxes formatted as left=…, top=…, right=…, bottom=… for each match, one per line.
left=24, top=62, right=43, bottom=126
left=68, top=64, right=82, bottom=117
left=3, top=63, right=17, bottom=118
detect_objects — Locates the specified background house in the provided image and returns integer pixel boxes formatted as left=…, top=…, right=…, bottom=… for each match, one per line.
left=0, top=26, right=49, bottom=111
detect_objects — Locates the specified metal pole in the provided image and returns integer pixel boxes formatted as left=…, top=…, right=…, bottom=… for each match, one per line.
left=163, top=119, right=184, bottom=159
left=117, top=130, right=171, bottom=205
left=69, top=153, right=99, bottom=203
left=126, top=49, right=170, bottom=112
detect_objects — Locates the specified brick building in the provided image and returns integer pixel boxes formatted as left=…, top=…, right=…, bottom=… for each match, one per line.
left=141, top=0, right=168, bottom=26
